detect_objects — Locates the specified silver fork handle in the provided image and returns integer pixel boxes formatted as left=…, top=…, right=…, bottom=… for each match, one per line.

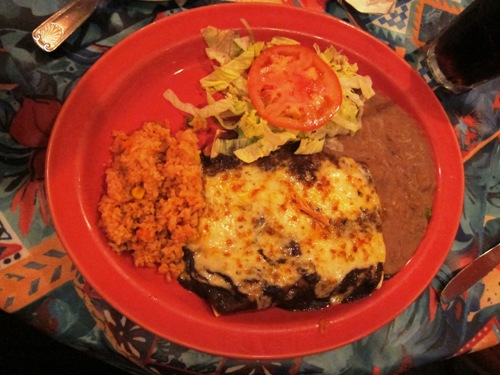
left=32, top=0, right=101, bottom=52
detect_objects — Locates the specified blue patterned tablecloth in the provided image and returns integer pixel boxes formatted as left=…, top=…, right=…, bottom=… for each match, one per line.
left=1, top=0, right=499, bottom=374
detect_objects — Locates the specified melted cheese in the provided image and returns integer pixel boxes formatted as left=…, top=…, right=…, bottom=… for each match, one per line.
left=187, top=155, right=385, bottom=308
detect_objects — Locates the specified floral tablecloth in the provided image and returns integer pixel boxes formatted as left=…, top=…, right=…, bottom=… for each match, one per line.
left=1, top=0, right=499, bottom=374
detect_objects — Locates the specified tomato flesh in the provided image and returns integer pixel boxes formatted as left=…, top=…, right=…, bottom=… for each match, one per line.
left=247, top=44, right=342, bottom=131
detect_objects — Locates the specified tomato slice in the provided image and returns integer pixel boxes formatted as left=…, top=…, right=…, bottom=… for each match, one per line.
left=247, top=44, right=342, bottom=131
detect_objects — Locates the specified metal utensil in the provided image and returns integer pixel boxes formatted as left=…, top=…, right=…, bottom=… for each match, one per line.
left=32, top=0, right=102, bottom=52
left=440, top=241, right=500, bottom=305
left=32, top=0, right=173, bottom=52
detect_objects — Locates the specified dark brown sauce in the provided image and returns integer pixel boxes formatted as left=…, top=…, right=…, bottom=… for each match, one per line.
left=203, top=143, right=330, bottom=184
left=333, top=94, right=436, bottom=275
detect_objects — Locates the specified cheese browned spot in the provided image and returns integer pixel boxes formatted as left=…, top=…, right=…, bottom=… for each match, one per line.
left=179, top=146, right=386, bottom=314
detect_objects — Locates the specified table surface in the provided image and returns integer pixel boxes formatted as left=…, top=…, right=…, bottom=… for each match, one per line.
left=1, top=0, right=499, bottom=374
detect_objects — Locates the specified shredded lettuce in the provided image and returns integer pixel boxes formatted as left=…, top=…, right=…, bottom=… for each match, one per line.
left=164, top=25, right=375, bottom=163
left=200, top=42, right=264, bottom=92
left=234, top=125, right=297, bottom=163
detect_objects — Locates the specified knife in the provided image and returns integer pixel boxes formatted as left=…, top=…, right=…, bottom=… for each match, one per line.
left=440, top=242, right=500, bottom=305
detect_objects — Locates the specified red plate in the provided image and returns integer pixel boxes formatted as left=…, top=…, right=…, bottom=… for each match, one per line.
left=46, top=4, right=464, bottom=359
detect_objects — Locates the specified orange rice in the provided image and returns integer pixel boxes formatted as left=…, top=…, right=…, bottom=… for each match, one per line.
left=98, top=122, right=205, bottom=280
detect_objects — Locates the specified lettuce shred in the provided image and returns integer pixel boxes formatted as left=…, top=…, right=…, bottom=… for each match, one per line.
left=163, top=25, right=375, bottom=163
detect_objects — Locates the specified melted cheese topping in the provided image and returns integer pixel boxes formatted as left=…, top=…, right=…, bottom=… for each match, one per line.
left=187, top=156, right=385, bottom=308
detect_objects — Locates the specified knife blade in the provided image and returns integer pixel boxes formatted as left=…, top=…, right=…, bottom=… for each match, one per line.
left=440, top=242, right=500, bottom=305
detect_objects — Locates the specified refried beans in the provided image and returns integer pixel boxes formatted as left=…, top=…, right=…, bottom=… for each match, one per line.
left=334, top=93, right=436, bottom=276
